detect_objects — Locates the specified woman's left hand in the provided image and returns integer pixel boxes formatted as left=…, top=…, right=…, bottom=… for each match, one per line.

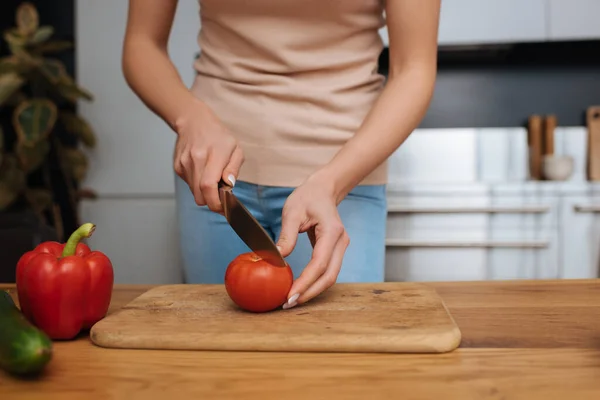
left=276, top=174, right=350, bottom=309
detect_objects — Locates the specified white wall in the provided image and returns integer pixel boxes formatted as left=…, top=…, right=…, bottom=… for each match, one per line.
left=75, top=0, right=200, bottom=284
left=76, top=0, right=199, bottom=195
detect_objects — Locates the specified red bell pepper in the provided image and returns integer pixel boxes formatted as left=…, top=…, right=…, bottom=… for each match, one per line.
left=15, top=222, right=114, bottom=340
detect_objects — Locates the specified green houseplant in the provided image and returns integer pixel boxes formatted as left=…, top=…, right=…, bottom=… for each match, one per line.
left=0, top=2, right=97, bottom=240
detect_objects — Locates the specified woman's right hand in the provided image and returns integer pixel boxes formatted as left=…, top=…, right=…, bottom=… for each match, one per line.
left=173, top=99, right=244, bottom=214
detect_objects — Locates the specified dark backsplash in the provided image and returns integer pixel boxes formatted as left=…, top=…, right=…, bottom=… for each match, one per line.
left=378, top=40, right=600, bottom=129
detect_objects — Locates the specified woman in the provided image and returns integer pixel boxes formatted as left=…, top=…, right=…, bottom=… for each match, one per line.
left=122, top=0, right=440, bottom=309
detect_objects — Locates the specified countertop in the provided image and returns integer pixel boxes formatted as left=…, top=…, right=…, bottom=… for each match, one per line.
left=1, top=279, right=600, bottom=399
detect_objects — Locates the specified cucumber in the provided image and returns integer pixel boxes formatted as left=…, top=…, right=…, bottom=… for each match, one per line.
left=0, top=290, right=53, bottom=375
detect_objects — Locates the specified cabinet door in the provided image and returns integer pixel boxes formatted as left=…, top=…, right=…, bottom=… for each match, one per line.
left=560, top=196, right=600, bottom=279
left=385, top=195, right=559, bottom=281
left=547, top=0, right=600, bottom=41
left=437, top=0, right=547, bottom=45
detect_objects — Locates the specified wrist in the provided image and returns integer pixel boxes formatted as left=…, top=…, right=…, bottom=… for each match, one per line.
left=171, top=96, right=208, bottom=133
left=306, top=166, right=349, bottom=205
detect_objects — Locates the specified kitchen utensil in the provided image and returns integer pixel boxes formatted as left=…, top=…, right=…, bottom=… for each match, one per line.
left=542, top=155, right=574, bottom=181
left=90, top=283, right=462, bottom=353
left=527, top=115, right=543, bottom=180
left=543, top=114, right=557, bottom=157
left=587, top=106, right=600, bottom=181
left=218, top=179, right=286, bottom=267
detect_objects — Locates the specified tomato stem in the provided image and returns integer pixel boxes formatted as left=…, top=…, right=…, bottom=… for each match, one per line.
left=61, top=223, right=96, bottom=258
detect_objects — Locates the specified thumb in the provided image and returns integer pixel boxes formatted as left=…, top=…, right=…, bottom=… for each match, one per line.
left=222, top=146, right=244, bottom=187
left=277, top=211, right=302, bottom=257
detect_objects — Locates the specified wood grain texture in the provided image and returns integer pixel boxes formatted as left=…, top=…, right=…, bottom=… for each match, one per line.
left=89, top=283, right=462, bottom=353
left=2, top=280, right=600, bottom=399
left=587, top=106, right=600, bottom=180
left=2, top=346, right=600, bottom=400
left=433, top=279, right=600, bottom=348
left=543, top=114, right=556, bottom=156
left=528, top=114, right=543, bottom=180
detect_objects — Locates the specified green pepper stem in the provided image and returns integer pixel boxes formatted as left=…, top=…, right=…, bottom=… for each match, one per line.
left=61, top=223, right=96, bottom=258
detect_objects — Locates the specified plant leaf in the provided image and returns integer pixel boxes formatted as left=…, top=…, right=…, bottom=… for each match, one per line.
left=24, top=188, right=53, bottom=214
left=33, top=40, right=72, bottom=54
left=4, top=90, right=27, bottom=107
left=29, top=26, right=54, bottom=44
left=13, top=99, right=58, bottom=146
left=0, top=125, right=3, bottom=166
left=3, top=29, right=28, bottom=47
left=77, top=188, right=97, bottom=200
left=60, top=111, right=96, bottom=148
left=55, top=75, right=94, bottom=103
left=6, top=52, right=37, bottom=74
left=0, top=72, right=25, bottom=106
left=16, top=2, right=39, bottom=36
left=16, top=139, right=50, bottom=173
left=0, top=56, right=21, bottom=74
left=3, top=29, right=29, bottom=57
left=0, top=156, right=26, bottom=210
left=37, top=58, right=68, bottom=84
left=61, top=147, right=89, bottom=182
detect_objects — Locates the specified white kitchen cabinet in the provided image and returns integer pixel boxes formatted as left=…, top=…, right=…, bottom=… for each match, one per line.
left=79, top=197, right=184, bottom=285
left=386, top=240, right=558, bottom=282
left=437, top=0, right=547, bottom=45
left=547, top=0, right=600, bottom=41
left=381, top=0, right=600, bottom=46
left=560, top=196, right=600, bottom=279
left=384, top=193, right=560, bottom=281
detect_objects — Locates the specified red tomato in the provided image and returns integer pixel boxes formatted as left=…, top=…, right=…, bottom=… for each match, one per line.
left=224, top=252, right=294, bottom=313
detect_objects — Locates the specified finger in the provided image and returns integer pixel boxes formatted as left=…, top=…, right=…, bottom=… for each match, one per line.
left=174, top=160, right=185, bottom=181
left=201, top=147, right=235, bottom=213
left=285, top=221, right=344, bottom=303
left=276, top=208, right=304, bottom=257
left=182, top=152, right=206, bottom=206
left=222, top=146, right=245, bottom=187
left=173, top=141, right=187, bottom=179
left=295, top=231, right=349, bottom=305
left=190, top=165, right=206, bottom=206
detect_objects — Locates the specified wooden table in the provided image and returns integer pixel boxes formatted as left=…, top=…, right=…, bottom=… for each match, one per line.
left=2, top=279, right=600, bottom=399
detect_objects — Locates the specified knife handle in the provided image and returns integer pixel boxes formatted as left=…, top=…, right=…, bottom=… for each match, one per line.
left=217, top=178, right=232, bottom=208
left=218, top=178, right=232, bottom=189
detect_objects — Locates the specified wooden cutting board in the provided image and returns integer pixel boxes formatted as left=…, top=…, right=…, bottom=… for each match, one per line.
left=90, top=283, right=462, bottom=353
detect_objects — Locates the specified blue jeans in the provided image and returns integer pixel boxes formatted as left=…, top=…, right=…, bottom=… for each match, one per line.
left=174, top=176, right=387, bottom=284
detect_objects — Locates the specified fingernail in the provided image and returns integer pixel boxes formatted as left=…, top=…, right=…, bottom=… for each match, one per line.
left=227, top=174, right=236, bottom=187
left=289, top=293, right=299, bottom=303
left=282, top=301, right=297, bottom=310
left=282, top=293, right=300, bottom=310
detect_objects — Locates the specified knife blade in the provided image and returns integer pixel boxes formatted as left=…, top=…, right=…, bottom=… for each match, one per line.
left=218, top=179, right=287, bottom=267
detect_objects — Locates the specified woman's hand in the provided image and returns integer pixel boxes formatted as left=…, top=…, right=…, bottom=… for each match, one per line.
left=276, top=173, right=350, bottom=309
left=122, top=0, right=245, bottom=213
left=173, top=99, right=245, bottom=213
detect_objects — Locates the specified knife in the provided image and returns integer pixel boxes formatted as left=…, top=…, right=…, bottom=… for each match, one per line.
left=218, top=179, right=287, bottom=267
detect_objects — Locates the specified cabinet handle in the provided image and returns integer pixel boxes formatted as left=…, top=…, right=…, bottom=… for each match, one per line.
left=387, top=205, right=550, bottom=214
left=385, top=239, right=549, bottom=249
left=573, top=205, right=600, bottom=213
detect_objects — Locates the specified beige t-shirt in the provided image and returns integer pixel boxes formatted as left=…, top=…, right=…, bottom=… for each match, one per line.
left=190, top=0, right=387, bottom=187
